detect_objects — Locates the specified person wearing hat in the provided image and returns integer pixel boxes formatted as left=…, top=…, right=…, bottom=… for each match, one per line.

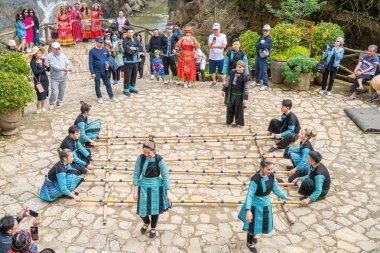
left=292, top=151, right=331, bottom=205
left=48, top=42, right=71, bottom=110
left=67, top=3, right=83, bottom=42
left=133, top=140, right=173, bottom=238
left=91, top=3, right=103, bottom=39
left=122, top=26, right=142, bottom=96
left=254, top=24, right=272, bottom=91
left=160, top=23, right=179, bottom=84
left=238, top=158, right=288, bottom=253
left=266, top=99, right=301, bottom=152
left=208, top=23, right=227, bottom=88
left=221, top=60, right=249, bottom=127
left=30, top=46, right=50, bottom=113
left=89, top=36, right=117, bottom=104
left=56, top=6, right=75, bottom=46
left=79, top=3, right=91, bottom=41
left=147, top=29, right=162, bottom=80
left=175, top=26, right=200, bottom=88
left=7, top=40, right=18, bottom=52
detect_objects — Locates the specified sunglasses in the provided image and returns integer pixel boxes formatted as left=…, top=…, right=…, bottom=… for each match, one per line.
left=263, top=30, right=269, bottom=32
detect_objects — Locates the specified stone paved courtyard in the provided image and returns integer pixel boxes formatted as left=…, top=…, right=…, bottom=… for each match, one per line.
left=0, top=44, right=379, bottom=253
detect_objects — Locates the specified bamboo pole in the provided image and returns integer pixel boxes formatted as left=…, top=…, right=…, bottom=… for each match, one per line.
left=103, top=123, right=111, bottom=224
left=93, top=154, right=283, bottom=163
left=343, top=53, right=359, bottom=59
left=97, top=136, right=276, bottom=147
left=80, top=199, right=302, bottom=205
left=92, top=167, right=291, bottom=174
left=84, top=178, right=296, bottom=186
left=97, top=132, right=266, bottom=140
left=339, top=65, right=354, bottom=74
left=280, top=197, right=295, bottom=225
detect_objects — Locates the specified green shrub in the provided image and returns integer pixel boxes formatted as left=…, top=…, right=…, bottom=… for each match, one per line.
left=271, top=23, right=302, bottom=53
left=311, top=22, right=344, bottom=55
left=239, top=30, right=260, bottom=59
left=0, top=52, right=35, bottom=114
left=281, top=55, right=318, bottom=83
left=271, top=46, right=310, bottom=60
left=266, top=0, right=326, bottom=22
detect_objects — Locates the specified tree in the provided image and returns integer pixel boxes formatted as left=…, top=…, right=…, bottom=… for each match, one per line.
left=266, top=0, right=326, bottom=22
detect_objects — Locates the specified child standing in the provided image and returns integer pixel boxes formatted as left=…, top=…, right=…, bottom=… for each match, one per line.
left=152, top=50, right=165, bottom=81
left=222, top=60, right=249, bottom=127
left=195, top=48, right=207, bottom=82
left=16, top=13, right=26, bottom=52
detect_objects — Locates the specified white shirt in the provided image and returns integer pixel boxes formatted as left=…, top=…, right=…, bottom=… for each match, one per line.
left=208, top=33, right=227, bottom=61
left=117, top=17, right=126, bottom=32
left=48, top=52, right=69, bottom=80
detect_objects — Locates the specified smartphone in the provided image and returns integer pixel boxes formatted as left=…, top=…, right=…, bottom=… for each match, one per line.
left=328, top=44, right=334, bottom=51
left=29, top=210, right=39, bottom=218
left=213, top=37, right=216, bottom=41
left=30, top=226, right=38, bottom=241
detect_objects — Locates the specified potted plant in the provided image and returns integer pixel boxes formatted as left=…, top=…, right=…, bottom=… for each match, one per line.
left=281, top=55, right=318, bottom=90
left=239, top=30, right=260, bottom=77
left=270, top=23, right=302, bottom=83
left=0, top=52, right=35, bottom=135
left=311, top=22, right=344, bottom=85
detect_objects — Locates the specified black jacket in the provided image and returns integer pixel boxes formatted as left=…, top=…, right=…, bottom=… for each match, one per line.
left=147, top=35, right=162, bottom=53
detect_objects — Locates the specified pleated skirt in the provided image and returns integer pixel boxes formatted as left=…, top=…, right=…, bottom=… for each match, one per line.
left=85, top=119, right=102, bottom=141
left=137, top=177, right=171, bottom=216
left=39, top=174, right=82, bottom=202
left=238, top=202, right=273, bottom=235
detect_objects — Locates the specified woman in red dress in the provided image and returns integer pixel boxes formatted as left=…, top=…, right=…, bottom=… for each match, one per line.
left=91, top=3, right=103, bottom=39
left=79, top=2, right=92, bottom=41
left=175, top=27, right=200, bottom=88
left=67, top=4, right=82, bottom=42
left=57, top=6, right=74, bottom=46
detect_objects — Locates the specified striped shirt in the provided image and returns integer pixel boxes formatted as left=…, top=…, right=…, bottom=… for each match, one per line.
left=359, top=54, right=379, bottom=77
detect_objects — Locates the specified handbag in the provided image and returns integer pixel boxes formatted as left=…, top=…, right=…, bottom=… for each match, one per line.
left=316, top=56, right=328, bottom=73
left=259, top=48, right=270, bottom=58
left=34, top=75, right=44, bottom=93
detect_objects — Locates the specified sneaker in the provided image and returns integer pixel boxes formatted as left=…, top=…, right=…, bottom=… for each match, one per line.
left=175, top=81, right=180, bottom=85
left=97, top=97, right=104, bottom=104
left=231, top=123, right=237, bottom=127
left=123, top=92, right=131, bottom=97
left=184, top=82, right=188, bottom=88
left=209, top=81, right=217, bottom=88
left=148, top=230, right=157, bottom=238
left=251, top=81, right=259, bottom=86
left=113, top=80, right=119, bottom=85
left=110, top=97, right=118, bottom=102
left=255, top=81, right=262, bottom=86
left=150, top=75, right=154, bottom=80
left=49, top=105, right=55, bottom=110
left=57, top=103, right=62, bottom=107
left=137, top=76, right=141, bottom=79
left=42, top=107, right=47, bottom=112
left=259, top=86, right=269, bottom=91
left=188, top=83, right=192, bottom=88
left=326, top=91, right=332, bottom=96
left=36, top=109, right=42, bottom=114
left=319, top=90, right=326, bottom=95
left=164, top=79, right=169, bottom=84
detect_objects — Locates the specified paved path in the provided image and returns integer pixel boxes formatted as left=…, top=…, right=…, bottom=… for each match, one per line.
left=0, top=43, right=379, bottom=253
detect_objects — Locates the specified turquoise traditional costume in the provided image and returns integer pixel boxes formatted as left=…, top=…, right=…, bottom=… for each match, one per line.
left=133, top=154, right=171, bottom=216
left=238, top=172, right=286, bottom=235
left=60, top=135, right=91, bottom=173
left=39, top=162, right=83, bottom=202
left=74, top=113, right=102, bottom=143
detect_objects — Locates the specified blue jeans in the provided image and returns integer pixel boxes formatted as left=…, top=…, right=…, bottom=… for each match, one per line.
left=255, top=57, right=269, bottom=86
left=95, top=71, right=114, bottom=99
left=33, top=26, right=41, bottom=47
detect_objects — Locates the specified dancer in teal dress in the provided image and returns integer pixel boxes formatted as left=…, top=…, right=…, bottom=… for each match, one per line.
left=133, top=140, right=173, bottom=238
left=238, top=159, right=287, bottom=253
left=74, top=101, right=101, bottom=147
left=39, top=149, right=83, bottom=202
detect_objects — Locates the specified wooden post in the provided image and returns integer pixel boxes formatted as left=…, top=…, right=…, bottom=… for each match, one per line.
left=44, top=24, right=49, bottom=43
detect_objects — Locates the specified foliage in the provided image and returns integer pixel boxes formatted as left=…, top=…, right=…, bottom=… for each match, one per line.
left=271, top=23, right=302, bottom=53
left=282, top=55, right=318, bottom=83
left=271, top=46, right=310, bottom=60
left=0, top=52, right=35, bottom=113
left=311, top=22, right=344, bottom=55
left=266, top=0, right=326, bottom=22
left=239, top=30, right=260, bottom=59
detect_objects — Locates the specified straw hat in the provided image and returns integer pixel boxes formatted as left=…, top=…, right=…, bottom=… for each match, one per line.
left=26, top=46, right=47, bottom=61
left=371, top=75, right=380, bottom=91
left=8, top=40, right=17, bottom=47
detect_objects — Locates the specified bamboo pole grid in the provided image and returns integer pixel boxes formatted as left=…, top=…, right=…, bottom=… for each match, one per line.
left=103, top=123, right=111, bottom=224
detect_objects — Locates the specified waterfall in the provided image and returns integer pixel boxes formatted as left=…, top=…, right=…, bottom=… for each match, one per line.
left=37, top=0, right=68, bottom=24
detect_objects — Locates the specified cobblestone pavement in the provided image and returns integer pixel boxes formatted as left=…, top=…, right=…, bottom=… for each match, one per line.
left=0, top=44, right=379, bottom=253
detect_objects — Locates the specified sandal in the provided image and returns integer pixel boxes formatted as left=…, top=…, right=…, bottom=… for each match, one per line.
left=148, top=229, right=157, bottom=238
left=140, top=224, right=149, bottom=234
left=246, top=243, right=257, bottom=253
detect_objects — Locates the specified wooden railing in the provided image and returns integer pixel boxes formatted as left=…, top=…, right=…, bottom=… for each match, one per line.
left=0, top=18, right=153, bottom=45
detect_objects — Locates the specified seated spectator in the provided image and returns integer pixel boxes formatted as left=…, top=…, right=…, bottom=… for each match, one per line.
left=8, top=230, right=38, bottom=253
left=7, top=40, right=18, bottom=52
left=348, top=45, right=379, bottom=100
left=0, top=208, right=41, bottom=253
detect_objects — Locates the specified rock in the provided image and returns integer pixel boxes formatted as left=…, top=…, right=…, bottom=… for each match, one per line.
left=124, top=3, right=132, bottom=13
left=136, top=0, right=144, bottom=7
left=94, top=234, right=107, bottom=250
left=131, top=3, right=141, bottom=11
left=335, top=228, right=368, bottom=243
left=57, top=227, right=80, bottom=243
left=110, top=240, right=121, bottom=252
left=337, top=241, right=361, bottom=253
left=218, top=223, right=233, bottom=239
left=187, top=238, right=202, bottom=253
left=181, top=225, right=194, bottom=237
left=127, top=0, right=135, bottom=6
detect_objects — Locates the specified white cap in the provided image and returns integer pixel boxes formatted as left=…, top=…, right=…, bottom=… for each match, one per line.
left=212, top=23, right=221, bottom=30
left=51, top=42, right=61, bottom=48
left=263, top=24, right=271, bottom=30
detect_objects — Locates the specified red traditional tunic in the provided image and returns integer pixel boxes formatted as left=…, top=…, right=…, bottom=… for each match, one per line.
left=176, top=36, right=200, bottom=82
left=80, top=9, right=92, bottom=39
left=57, top=13, right=74, bottom=46
left=67, top=10, right=82, bottom=42
left=91, top=10, right=103, bottom=39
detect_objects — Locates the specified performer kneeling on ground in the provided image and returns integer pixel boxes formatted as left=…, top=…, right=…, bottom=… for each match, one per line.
left=74, top=101, right=101, bottom=147
left=60, top=125, right=94, bottom=173
left=292, top=151, right=331, bottom=205
left=133, top=140, right=173, bottom=238
left=222, top=60, right=249, bottom=127
left=266, top=99, right=300, bottom=152
left=284, top=128, right=316, bottom=183
left=238, top=158, right=287, bottom=253
left=39, top=149, right=83, bottom=202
